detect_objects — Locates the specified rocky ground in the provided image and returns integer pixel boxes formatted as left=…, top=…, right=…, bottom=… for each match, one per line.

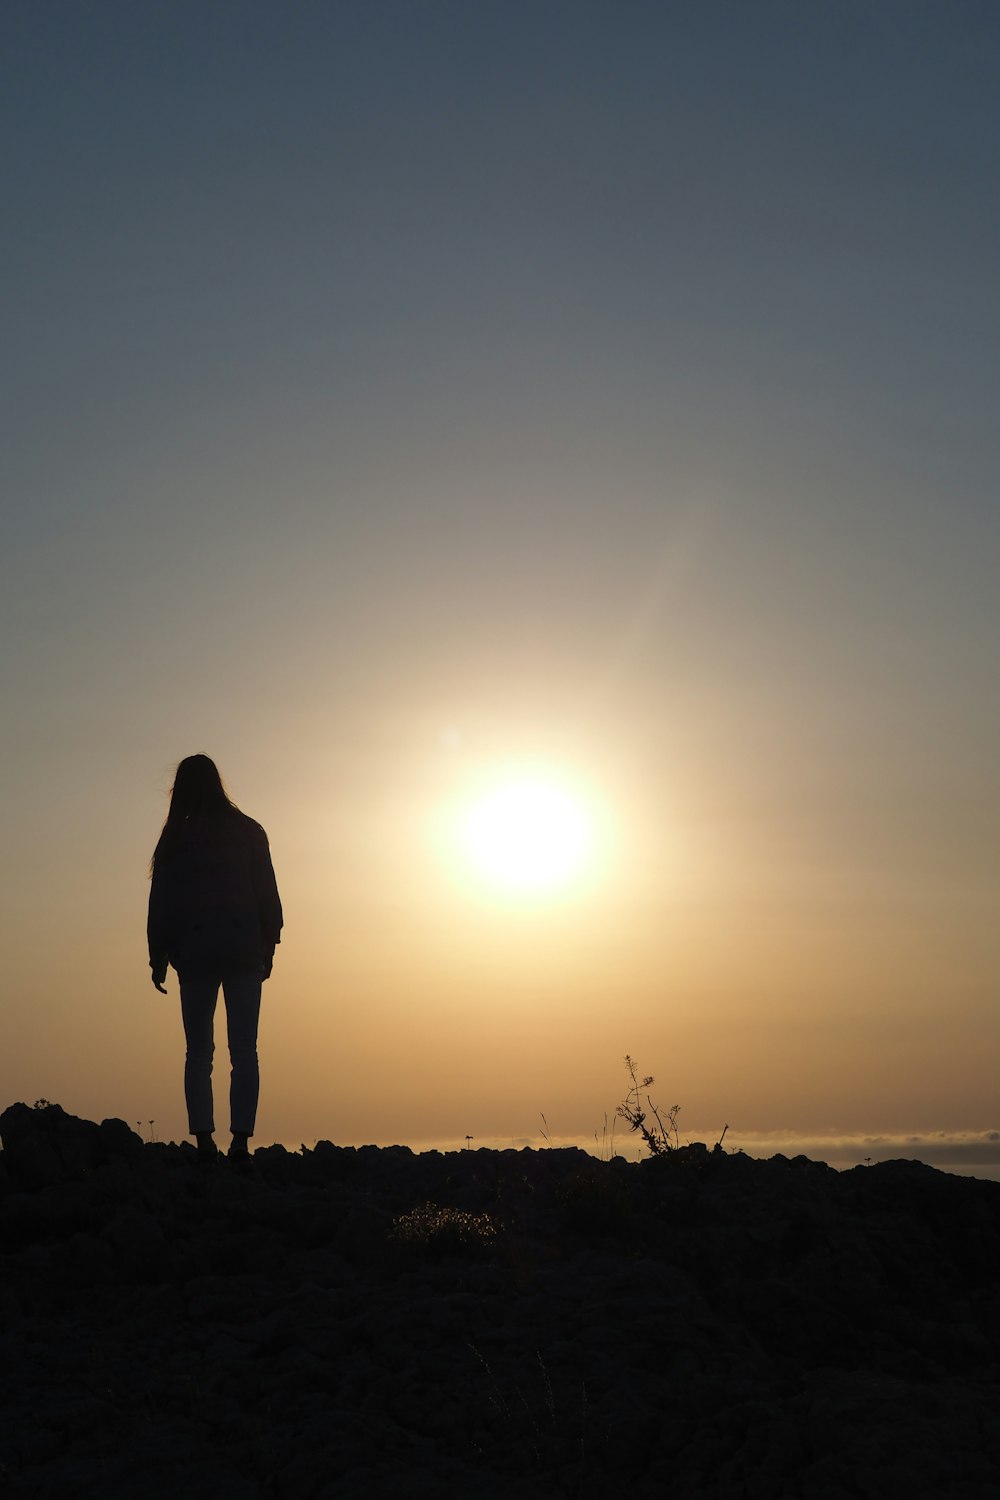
left=3, top=1102, right=1000, bottom=1498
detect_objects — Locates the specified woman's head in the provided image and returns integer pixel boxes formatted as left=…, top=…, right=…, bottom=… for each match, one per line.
left=167, top=754, right=237, bottom=820
left=150, top=755, right=242, bottom=872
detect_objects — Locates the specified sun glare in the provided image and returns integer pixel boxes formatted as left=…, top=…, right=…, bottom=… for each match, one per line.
left=460, top=774, right=596, bottom=896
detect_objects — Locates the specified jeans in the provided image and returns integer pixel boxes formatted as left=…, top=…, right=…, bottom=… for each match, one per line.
left=180, top=973, right=262, bottom=1136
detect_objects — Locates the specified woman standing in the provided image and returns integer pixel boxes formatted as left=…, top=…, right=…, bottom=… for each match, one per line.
left=148, top=755, right=283, bottom=1161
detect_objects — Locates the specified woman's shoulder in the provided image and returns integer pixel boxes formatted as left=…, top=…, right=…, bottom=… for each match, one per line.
left=167, top=809, right=268, bottom=850
left=233, top=810, right=270, bottom=846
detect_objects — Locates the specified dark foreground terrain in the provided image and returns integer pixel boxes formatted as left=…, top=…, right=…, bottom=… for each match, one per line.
left=3, top=1103, right=1000, bottom=1499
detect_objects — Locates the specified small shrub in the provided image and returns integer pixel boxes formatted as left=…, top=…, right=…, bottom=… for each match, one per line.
left=391, top=1201, right=497, bottom=1258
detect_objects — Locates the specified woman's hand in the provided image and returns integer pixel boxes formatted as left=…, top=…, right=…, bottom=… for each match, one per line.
left=151, top=964, right=168, bottom=994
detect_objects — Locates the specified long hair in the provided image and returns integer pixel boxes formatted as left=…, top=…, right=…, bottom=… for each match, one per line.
left=150, top=754, right=242, bottom=872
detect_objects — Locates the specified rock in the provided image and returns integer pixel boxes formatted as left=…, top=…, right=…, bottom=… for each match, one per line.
left=0, top=1102, right=143, bottom=1189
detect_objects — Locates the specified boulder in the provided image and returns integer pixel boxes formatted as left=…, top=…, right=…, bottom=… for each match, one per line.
left=0, top=1102, right=142, bottom=1189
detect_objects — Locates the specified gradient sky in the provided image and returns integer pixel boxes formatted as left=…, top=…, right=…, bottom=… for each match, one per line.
left=3, top=1, right=999, bottom=1167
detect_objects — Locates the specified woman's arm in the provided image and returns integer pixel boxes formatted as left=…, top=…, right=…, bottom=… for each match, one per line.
left=252, top=827, right=283, bottom=975
left=147, top=860, right=171, bottom=991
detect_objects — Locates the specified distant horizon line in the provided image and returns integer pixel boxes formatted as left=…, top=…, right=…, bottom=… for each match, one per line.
left=6, top=1109, right=1000, bottom=1180
left=245, top=1127, right=1000, bottom=1179
left=312, top=1127, right=1000, bottom=1168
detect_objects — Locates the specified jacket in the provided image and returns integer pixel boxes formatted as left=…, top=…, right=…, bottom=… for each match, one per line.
left=148, top=811, right=283, bottom=982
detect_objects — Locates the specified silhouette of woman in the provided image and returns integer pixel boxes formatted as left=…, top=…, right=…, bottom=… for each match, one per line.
left=148, top=755, right=283, bottom=1161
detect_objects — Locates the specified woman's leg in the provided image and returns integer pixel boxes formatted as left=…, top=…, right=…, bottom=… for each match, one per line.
left=179, top=978, right=220, bottom=1136
left=222, top=973, right=262, bottom=1139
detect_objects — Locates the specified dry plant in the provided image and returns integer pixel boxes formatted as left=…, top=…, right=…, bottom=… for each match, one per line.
left=615, top=1055, right=681, bottom=1156
left=593, top=1111, right=616, bottom=1161
left=468, top=1343, right=599, bottom=1485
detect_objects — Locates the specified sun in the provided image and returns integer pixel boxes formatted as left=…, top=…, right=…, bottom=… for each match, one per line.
left=460, top=773, right=596, bottom=896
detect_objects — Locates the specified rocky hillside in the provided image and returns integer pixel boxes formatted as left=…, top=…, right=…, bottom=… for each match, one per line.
left=3, top=1101, right=1000, bottom=1498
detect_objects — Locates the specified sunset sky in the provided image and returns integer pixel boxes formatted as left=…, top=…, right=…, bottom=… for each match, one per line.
left=3, top=2, right=999, bottom=1171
